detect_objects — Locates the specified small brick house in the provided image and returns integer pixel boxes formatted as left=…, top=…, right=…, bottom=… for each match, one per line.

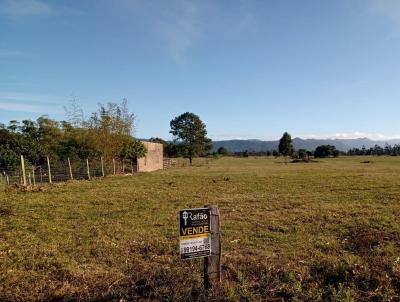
left=137, top=141, right=163, bottom=172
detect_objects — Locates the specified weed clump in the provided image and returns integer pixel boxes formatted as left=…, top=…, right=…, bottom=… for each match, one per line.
left=0, top=207, right=13, bottom=217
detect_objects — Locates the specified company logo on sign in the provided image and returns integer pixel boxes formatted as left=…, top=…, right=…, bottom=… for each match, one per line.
left=182, top=211, right=189, bottom=225
left=181, top=210, right=208, bottom=226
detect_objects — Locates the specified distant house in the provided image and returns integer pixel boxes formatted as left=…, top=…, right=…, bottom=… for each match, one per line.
left=137, top=141, right=163, bottom=172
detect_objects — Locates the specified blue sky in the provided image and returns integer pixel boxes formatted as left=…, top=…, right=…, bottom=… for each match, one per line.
left=1, top=0, right=400, bottom=141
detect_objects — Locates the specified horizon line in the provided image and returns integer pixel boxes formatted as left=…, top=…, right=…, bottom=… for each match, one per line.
left=209, top=136, right=400, bottom=142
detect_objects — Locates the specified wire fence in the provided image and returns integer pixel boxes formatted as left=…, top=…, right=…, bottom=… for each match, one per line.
left=1, top=156, right=177, bottom=190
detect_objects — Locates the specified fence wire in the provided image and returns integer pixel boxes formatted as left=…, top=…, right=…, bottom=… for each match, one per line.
left=1, top=157, right=177, bottom=189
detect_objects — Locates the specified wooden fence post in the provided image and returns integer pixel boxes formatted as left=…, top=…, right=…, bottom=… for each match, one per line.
left=32, top=166, right=36, bottom=186
left=3, top=173, right=8, bottom=190
left=47, top=156, right=52, bottom=184
left=113, top=158, right=116, bottom=175
left=68, top=157, right=73, bottom=180
left=1, top=172, right=5, bottom=190
left=101, top=156, right=105, bottom=177
left=86, top=158, right=91, bottom=180
left=28, top=173, right=32, bottom=186
left=204, top=205, right=221, bottom=290
left=21, top=155, right=27, bottom=186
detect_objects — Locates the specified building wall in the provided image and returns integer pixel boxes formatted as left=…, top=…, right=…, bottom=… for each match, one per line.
left=137, top=141, right=163, bottom=172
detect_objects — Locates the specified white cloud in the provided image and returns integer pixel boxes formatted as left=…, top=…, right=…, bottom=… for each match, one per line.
left=0, top=0, right=51, bottom=17
left=0, top=91, right=66, bottom=114
left=302, top=132, right=400, bottom=141
left=0, top=102, right=57, bottom=113
left=0, top=92, right=65, bottom=103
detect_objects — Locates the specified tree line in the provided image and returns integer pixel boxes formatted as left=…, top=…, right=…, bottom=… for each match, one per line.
left=0, top=101, right=147, bottom=171
left=347, top=144, right=400, bottom=156
left=220, top=132, right=341, bottom=160
left=0, top=104, right=213, bottom=171
left=3, top=103, right=397, bottom=173
left=219, top=133, right=400, bottom=159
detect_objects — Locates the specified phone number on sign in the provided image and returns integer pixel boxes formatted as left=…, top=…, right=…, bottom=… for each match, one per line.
left=180, top=237, right=211, bottom=254
left=181, top=243, right=211, bottom=254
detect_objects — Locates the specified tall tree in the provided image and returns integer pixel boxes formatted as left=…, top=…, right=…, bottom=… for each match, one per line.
left=169, top=112, right=212, bottom=165
left=85, top=100, right=135, bottom=159
left=278, top=132, right=294, bottom=163
left=120, top=139, right=147, bottom=161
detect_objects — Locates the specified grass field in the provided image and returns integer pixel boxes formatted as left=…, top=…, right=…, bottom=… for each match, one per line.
left=1, top=156, right=400, bottom=301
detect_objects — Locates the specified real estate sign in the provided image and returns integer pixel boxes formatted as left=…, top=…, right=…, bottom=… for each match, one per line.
left=179, top=208, right=211, bottom=260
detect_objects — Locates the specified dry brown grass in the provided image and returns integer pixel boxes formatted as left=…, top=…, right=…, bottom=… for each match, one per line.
left=0, top=156, right=399, bottom=301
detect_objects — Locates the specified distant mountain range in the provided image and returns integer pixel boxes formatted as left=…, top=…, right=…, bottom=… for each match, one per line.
left=213, top=138, right=400, bottom=152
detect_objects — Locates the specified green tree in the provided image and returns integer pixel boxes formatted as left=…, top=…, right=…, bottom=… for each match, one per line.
left=169, top=112, right=212, bottom=165
left=278, top=132, right=294, bottom=163
left=120, top=139, right=147, bottom=161
left=0, top=145, right=19, bottom=171
left=0, top=101, right=143, bottom=172
left=314, top=145, right=338, bottom=158
left=217, top=146, right=229, bottom=156
left=297, top=149, right=308, bottom=160
left=20, top=119, right=48, bottom=165
left=80, top=100, right=135, bottom=159
left=7, top=120, right=19, bottom=132
left=58, top=125, right=98, bottom=161
left=165, top=143, right=181, bottom=157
